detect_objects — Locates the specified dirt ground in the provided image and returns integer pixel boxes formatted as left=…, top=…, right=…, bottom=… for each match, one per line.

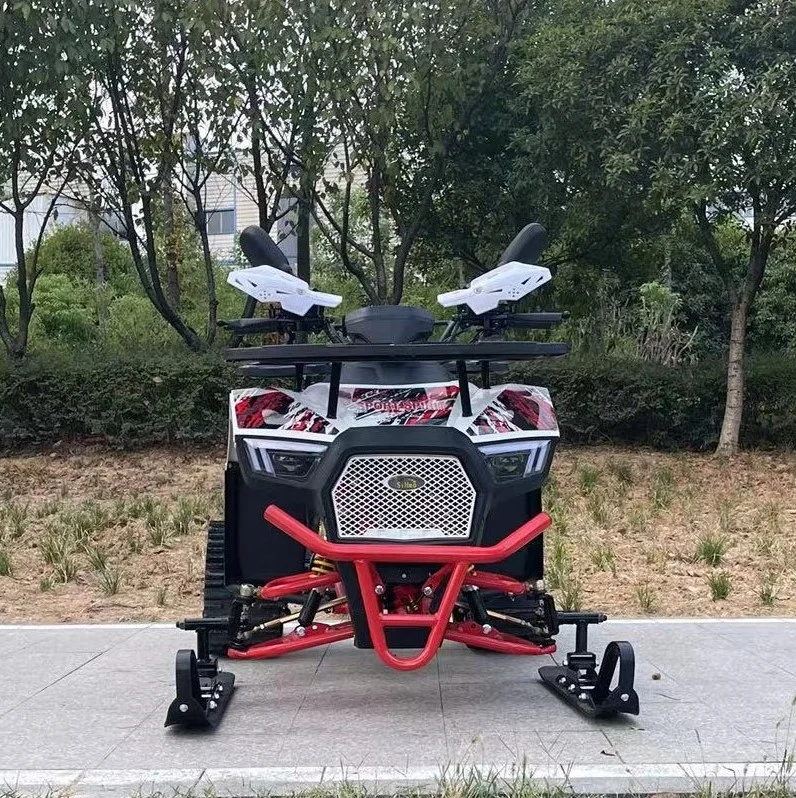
left=0, top=445, right=794, bottom=622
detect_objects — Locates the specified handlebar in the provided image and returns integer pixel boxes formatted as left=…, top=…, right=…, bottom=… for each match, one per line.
left=502, top=312, right=569, bottom=329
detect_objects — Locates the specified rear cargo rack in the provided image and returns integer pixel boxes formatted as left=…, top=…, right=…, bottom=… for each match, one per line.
left=225, top=340, right=568, bottom=418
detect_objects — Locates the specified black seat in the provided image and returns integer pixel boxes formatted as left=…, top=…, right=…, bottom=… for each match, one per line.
left=344, top=306, right=435, bottom=344
left=342, top=306, right=448, bottom=385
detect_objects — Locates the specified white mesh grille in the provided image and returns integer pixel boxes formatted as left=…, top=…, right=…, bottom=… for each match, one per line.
left=331, top=454, right=476, bottom=541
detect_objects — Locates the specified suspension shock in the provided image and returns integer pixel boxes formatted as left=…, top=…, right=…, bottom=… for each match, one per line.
left=310, top=554, right=336, bottom=575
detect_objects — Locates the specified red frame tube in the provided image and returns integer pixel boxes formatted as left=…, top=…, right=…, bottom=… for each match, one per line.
left=446, top=621, right=556, bottom=655
left=259, top=570, right=340, bottom=599
left=355, top=560, right=471, bottom=671
left=465, top=570, right=529, bottom=595
left=228, top=622, right=354, bottom=659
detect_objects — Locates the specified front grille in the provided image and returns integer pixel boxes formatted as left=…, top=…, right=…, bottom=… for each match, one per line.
left=331, top=454, right=477, bottom=541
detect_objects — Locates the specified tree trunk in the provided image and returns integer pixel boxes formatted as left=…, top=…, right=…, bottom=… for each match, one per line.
left=296, top=193, right=311, bottom=285
left=716, top=299, right=748, bottom=456
left=192, top=197, right=218, bottom=346
left=163, top=187, right=181, bottom=309
left=246, top=81, right=272, bottom=233
left=91, top=214, right=106, bottom=287
left=89, top=196, right=106, bottom=288
left=12, top=208, right=31, bottom=357
left=90, top=201, right=109, bottom=329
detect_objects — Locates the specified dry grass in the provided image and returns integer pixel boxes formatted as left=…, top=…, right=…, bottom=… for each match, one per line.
left=0, top=444, right=794, bottom=622
left=0, top=447, right=221, bottom=623
left=545, top=447, right=796, bottom=617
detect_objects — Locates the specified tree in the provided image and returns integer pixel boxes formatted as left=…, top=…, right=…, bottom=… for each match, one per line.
left=413, top=59, right=668, bottom=296
left=87, top=0, right=231, bottom=351
left=518, top=0, right=796, bottom=454
left=0, top=0, right=94, bottom=358
left=309, top=0, right=532, bottom=305
left=215, top=0, right=334, bottom=284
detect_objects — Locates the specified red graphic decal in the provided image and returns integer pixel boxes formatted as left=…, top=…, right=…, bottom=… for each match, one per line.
left=236, top=391, right=293, bottom=429
left=348, top=386, right=459, bottom=426
left=471, top=387, right=557, bottom=435
left=284, top=409, right=331, bottom=434
left=499, top=389, right=557, bottom=431
left=474, top=406, right=514, bottom=434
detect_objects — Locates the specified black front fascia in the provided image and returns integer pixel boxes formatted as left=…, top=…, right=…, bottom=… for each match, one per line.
left=235, top=427, right=556, bottom=547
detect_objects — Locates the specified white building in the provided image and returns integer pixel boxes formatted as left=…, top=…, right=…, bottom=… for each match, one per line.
left=200, top=170, right=298, bottom=268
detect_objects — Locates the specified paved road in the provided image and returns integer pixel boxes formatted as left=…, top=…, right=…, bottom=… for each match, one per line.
left=0, top=620, right=794, bottom=796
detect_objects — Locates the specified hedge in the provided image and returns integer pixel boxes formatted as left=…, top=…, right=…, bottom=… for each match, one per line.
left=1, top=352, right=795, bottom=450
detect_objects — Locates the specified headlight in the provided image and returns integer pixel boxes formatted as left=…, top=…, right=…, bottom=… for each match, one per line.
left=243, top=438, right=327, bottom=479
left=479, top=440, right=551, bottom=481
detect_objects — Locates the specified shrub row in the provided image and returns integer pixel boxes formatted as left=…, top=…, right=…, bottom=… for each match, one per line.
left=509, top=356, right=796, bottom=450
left=1, top=353, right=794, bottom=450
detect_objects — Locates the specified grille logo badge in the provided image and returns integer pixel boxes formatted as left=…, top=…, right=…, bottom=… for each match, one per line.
left=386, top=474, right=425, bottom=491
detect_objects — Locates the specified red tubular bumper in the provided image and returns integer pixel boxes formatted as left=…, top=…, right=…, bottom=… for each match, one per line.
left=257, top=505, right=552, bottom=671
left=263, top=505, right=551, bottom=564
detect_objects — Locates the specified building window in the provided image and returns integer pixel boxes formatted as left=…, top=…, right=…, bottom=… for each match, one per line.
left=207, top=209, right=235, bottom=236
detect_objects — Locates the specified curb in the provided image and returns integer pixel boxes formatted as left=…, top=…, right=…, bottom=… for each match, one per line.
left=1, top=762, right=794, bottom=797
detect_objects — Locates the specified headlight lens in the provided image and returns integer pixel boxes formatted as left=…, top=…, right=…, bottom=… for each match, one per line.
left=243, top=438, right=327, bottom=479
left=479, top=440, right=551, bottom=481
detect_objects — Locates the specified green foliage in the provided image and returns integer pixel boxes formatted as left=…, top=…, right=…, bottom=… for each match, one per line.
left=0, top=352, right=234, bottom=446
left=0, top=0, right=96, bottom=356
left=515, top=0, right=796, bottom=453
left=0, top=548, right=11, bottom=577
left=635, top=583, right=658, bottom=614
left=562, top=279, right=698, bottom=364
left=32, top=223, right=136, bottom=291
left=310, top=192, right=456, bottom=314
left=27, top=274, right=98, bottom=346
left=694, top=532, right=729, bottom=567
left=3, top=222, right=240, bottom=356
left=708, top=571, right=731, bottom=601
left=636, top=282, right=696, bottom=365
left=103, top=295, right=183, bottom=352
left=309, top=0, right=531, bottom=304
left=1, top=352, right=795, bottom=450
left=650, top=466, right=675, bottom=511
left=752, top=239, right=796, bottom=353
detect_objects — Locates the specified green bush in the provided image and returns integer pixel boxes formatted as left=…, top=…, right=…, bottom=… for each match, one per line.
left=512, top=355, right=796, bottom=449
left=0, top=353, right=234, bottom=446
left=28, top=274, right=99, bottom=346
left=32, top=222, right=136, bottom=291
left=103, top=294, right=183, bottom=351
left=0, top=352, right=794, bottom=450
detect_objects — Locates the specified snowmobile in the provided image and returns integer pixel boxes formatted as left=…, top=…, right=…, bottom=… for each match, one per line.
left=166, top=223, right=639, bottom=729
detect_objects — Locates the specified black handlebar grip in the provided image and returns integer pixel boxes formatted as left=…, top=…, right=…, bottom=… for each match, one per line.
left=503, top=312, right=568, bottom=329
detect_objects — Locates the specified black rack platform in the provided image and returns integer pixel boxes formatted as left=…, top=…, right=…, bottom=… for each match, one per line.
left=225, top=341, right=568, bottom=364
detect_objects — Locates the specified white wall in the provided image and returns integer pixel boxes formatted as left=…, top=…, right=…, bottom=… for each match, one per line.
left=203, top=170, right=298, bottom=268
left=0, top=212, right=16, bottom=267
left=0, top=168, right=301, bottom=272
left=0, top=194, right=89, bottom=268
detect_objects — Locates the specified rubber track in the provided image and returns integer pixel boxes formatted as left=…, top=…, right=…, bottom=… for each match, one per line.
left=202, top=521, right=233, bottom=655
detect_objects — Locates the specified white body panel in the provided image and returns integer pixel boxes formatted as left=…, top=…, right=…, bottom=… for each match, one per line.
left=229, top=380, right=559, bottom=446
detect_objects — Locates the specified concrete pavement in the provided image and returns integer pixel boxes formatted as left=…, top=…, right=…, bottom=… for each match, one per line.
left=0, top=619, right=795, bottom=796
